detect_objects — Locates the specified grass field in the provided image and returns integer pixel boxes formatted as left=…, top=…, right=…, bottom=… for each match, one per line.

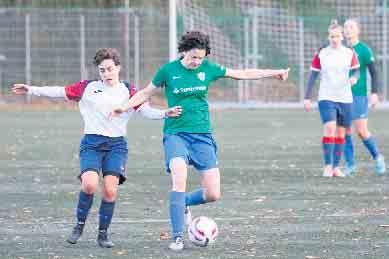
left=1, top=109, right=389, bottom=259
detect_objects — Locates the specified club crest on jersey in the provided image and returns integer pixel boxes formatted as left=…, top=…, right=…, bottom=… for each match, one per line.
left=197, top=72, right=205, bottom=81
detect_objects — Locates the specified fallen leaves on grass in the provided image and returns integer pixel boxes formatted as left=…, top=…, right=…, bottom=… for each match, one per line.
left=159, top=231, right=169, bottom=240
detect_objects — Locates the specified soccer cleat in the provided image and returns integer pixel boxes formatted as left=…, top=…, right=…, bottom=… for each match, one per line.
left=97, top=230, right=115, bottom=248
left=344, top=165, right=356, bottom=176
left=184, top=207, right=192, bottom=226
left=375, top=155, right=386, bottom=176
left=333, top=168, right=346, bottom=177
left=66, top=223, right=85, bottom=244
left=322, top=167, right=333, bottom=177
left=169, top=237, right=184, bottom=251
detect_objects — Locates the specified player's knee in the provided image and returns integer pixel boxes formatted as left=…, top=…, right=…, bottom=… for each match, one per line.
left=82, top=182, right=98, bottom=194
left=206, top=189, right=221, bottom=202
left=102, top=186, right=117, bottom=202
left=357, top=129, right=370, bottom=139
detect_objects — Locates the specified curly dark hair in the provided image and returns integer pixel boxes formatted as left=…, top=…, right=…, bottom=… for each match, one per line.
left=178, top=31, right=211, bottom=55
left=93, top=48, right=121, bottom=66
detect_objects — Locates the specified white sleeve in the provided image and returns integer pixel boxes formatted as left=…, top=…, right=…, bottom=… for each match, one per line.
left=27, top=86, right=66, bottom=99
left=137, top=102, right=166, bottom=120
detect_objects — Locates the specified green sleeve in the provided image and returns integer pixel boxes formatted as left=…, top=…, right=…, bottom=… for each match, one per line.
left=151, top=65, right=167, bottom=88
left=364, top=45, right=375, bottom=65
left=208, top=61, right=227, bottom=82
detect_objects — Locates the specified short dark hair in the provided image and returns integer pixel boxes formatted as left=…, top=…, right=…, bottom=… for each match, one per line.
left=93, top=48, right=121, bottom=66
left=178, top=31, right=211, bottom=56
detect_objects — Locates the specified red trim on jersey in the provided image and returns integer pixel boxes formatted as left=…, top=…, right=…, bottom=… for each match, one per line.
left=311, top=53, right=321, bottom=71
left=322, top=136, right=335, bottom=144
left=334, top=137, right=345, bottom=145
left=350, top=51, right=360, bottom=69
left=128, top=84, right=143, bottom=111
left=64, top=80, right=89, bottom=101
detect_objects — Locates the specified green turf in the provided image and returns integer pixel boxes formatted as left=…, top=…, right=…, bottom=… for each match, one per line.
left=0, top=109, right=389, bottom=258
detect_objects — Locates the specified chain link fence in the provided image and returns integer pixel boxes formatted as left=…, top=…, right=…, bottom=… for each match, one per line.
left=1, top=1, right=388, bottom=103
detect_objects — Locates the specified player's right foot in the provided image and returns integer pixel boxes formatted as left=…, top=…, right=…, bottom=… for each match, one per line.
left=66, top=223, right=85, bottom=244
left=333, top=167, right=346, bottom=177
left=323, top=166, right=333, bottom=177
left=375, top=155, right=386, bottom=176
left=97, top=229, right=115, bottom=248
left=344, top=165, right=356, bottom=176
left=184, top=207, right=192, bottom=226
left=169, top=237, right=184, bottom=251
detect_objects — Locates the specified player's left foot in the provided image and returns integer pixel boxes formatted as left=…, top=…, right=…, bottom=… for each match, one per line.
left=333, top=168, right=346, bottom=177
left=97, top=229, right=115, bottom=248
left=344, top=165, right=356, bottom=176
left=375, top=155, right=386, bottom=176
left=169, top=236, right=184, bottom=251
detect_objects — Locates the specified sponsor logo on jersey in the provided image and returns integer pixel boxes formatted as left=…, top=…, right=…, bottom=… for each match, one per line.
left=197, top=72, right=205, bottom=81
left=172, top=86, right=206, bottom=94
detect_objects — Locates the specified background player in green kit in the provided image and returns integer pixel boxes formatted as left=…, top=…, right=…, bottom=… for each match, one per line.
left=343, top=19, right=386, bottom=176
left=111, top=31, right=289, bottom=251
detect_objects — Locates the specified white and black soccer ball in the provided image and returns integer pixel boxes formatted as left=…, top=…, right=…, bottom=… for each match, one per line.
left=188, top=216, right=218, bottom=246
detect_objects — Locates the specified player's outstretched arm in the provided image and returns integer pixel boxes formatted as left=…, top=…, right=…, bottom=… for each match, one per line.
left=225, top=68, right=289, bottom=80
left=138, top=103, right=182, bottom=120
left=12, top=83, right=66, bottom=99
left=111, top=82, right=157, bottom=117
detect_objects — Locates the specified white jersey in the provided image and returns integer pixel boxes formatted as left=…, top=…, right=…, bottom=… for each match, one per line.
left=64, top=80, right=142, bottom=137
left=27, top=80, right=167, bottom=137
left=311, top=45, right=360, bottom=103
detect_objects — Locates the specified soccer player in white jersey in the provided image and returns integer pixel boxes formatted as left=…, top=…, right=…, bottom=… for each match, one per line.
left=12, top=48, right=182, bottom=248
left=304, top=21, right=360, bottom=177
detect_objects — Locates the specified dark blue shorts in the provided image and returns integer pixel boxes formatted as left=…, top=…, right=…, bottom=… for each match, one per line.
left=351, top=95, right=369, bottom=120
left=79, top=134, right=128, bottom=184
left=318, top=100, right=352, bottom=128
left=163, top=133, right=218, bottom=173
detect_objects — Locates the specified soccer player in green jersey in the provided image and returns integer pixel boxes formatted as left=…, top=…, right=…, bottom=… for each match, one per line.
left=343, top=19, right=386, bottom=176
left=112, top=31, right=289, bottom=251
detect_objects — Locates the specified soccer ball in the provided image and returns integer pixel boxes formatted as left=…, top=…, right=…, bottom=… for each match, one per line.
left=188, top=216, right=218, bottom=246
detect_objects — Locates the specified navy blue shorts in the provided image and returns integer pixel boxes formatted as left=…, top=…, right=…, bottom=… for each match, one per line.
left=163, top=133, right=218, bottom=173
left=351, top=95, right=369, bottom=120
left=79, top=134, right=128, bottom=184
left=318, top=100, right=352, bottom=128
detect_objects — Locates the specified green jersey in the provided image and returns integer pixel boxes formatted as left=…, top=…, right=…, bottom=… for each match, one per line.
left=152, top=59, right=226, bottom=134
left=352, top=41, right=375, bottom=96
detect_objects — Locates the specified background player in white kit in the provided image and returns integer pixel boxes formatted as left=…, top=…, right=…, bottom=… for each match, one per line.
left=304, top=21, right=360, bottom=177
left=12, top=48, right=182, bottom=248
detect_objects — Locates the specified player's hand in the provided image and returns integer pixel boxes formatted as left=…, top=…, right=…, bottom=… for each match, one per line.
left=370, top=93, right=379, bottom=109
left=108, top=107, right=128, bottom=119
left=303, top=99, right=311, bottom=112
left=12, top=84, right=30, bottom=95
left=275, top=68, right=290, bottom=81
left=349, top=77, right=358, bottom=86
left=165, top=106, right=182, bottom=118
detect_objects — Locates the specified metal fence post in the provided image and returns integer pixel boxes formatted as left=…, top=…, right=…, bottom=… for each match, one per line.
left=134, top=15, right=140, bottom=88
left=80, top=14, right=87, bottom=80
left=298, top=17, right=305, bottom=103
left=25, top=13, right=31, bottom=103
left=125, top=0, right=130, bottom=80
left=383, top=0, right=388, bottom=101
left=242, top=16, right=249, bottom=103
